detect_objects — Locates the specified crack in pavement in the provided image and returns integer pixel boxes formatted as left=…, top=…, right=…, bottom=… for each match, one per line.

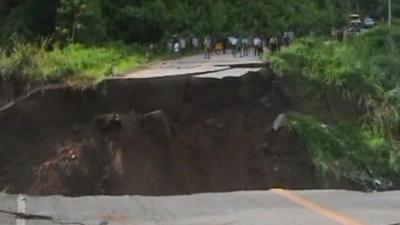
left=0, top=209, right=86, bottom=225
left=0, top=209, right=52, bottom=220
left=51, top=221, right=86, bottom=225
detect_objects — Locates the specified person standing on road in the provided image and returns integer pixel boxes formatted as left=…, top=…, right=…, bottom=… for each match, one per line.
left=269, top=36, right=278, bottom=54
left=179, top=37, right=186, bottom=55
left=337, top=28, right=344, bottom=42
left=204, top=36, right=212, bottom=59
left=288, top=31, right=295, bottom=44
left=282, top=32, right=287, bottom=46
left=242, top=36, right=249, bottom=57
left=259, top=37, right=265, bottom=57
left=277, top=36, right=282, bottom=52
left=230, top=36, right=239, bottom=57
left=167, top=41, right=173, bottom=53
left=253, top=36, right=261, bottom=56
left=223, top=37, right=228, bottom=54
left=173, top=35, right=180, bottom=57
left=237, top=36, right=243, bottom=57
left=192, top=36, right=199, bottom=53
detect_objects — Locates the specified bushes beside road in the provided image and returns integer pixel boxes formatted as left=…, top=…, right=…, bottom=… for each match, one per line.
left=0, top=42, right=149, bottom=86
left=269, top=26, right=400, bottom=190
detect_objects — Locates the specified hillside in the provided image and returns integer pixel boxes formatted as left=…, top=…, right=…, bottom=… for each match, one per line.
left=0, top=0, right=391, bottom=45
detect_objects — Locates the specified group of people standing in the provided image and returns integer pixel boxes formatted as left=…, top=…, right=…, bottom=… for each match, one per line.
left=168, top=36, right=190, bottom=56
left=168, top=35, right=214, bottom=58
left=269, top=31, right=295, bottom=54
left=227, top=36, right=264, bottom=58
left=166, top=31, right=295, bottom=59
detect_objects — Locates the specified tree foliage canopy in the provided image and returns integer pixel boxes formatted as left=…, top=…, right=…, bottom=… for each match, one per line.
left=0, top=0, right=397, bottom=44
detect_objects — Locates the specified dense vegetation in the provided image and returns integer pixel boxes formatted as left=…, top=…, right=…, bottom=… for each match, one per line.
left=269, top=27, right=400, bottom=190
left=1, top=0, right=397, bottom=85
left=0, top=41, right=148, bottom=86
left=1, top=0, right=397, bottom=45
left=0, top=0, right=398, bottom=87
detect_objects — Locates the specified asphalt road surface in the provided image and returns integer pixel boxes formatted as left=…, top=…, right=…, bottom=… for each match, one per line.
left=122, top=53, right=264, bottom=79
left=0, top=189, right=399, bottom=225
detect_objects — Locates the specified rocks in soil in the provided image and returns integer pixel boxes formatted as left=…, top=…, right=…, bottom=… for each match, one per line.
left=272, top=113, right=287, bottom=131
left=0, top=70, right=320, bottom=196
left=140, top=110, right=172, bottom=144
left=95, top=113, right=122, bottom=135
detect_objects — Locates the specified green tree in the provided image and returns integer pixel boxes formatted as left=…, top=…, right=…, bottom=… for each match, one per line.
left=0, top=0, right=57, bottom=44
left=56, top=0, right=106, bottom=44
left=1, top=0, right=391, bottom=45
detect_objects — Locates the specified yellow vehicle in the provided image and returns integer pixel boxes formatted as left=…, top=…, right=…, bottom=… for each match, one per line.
left=349, top=14, right=362, bottom=26
left=349, top=14, right=362, bottom=33
left=214, top=42, right=224, bottom=54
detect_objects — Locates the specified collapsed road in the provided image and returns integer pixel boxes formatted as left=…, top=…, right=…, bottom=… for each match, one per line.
left=0, top=54, right=399, bottom=225
left=0, top=53, right=370, bottom=197
left=0, top=54, right=323, bottom=196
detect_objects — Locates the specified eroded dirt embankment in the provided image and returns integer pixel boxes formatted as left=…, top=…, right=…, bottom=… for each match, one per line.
left=0, top=69, right=318, bottom=196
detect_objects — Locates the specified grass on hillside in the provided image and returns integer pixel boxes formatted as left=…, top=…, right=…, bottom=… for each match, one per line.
left=269, top=27, right=400, bottom=134
left=289, top=113, right=400, bottom=190
left=268, top=26, right=400, bottom=189
left=0, top=41, right=150, bottom=87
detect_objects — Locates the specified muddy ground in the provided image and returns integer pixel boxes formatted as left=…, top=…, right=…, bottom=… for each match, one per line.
left=0, top=69, right=323, bottom=196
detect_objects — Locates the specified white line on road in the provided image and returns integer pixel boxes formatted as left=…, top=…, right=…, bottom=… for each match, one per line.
left=16, top=195, right=26, bottom=225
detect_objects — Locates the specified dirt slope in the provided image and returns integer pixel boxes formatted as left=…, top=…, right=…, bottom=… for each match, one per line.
left=0, top=69, right=317, bottom=196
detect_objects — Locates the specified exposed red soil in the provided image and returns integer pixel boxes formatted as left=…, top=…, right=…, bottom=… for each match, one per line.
left=0, top=70, right=318, bottom=196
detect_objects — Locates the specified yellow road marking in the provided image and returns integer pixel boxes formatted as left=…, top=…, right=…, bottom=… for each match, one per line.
left=271, top=189, right=367, bottom=225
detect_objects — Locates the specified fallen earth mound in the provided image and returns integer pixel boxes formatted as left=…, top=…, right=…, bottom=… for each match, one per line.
left=0, top=70, right=318, bottom=196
